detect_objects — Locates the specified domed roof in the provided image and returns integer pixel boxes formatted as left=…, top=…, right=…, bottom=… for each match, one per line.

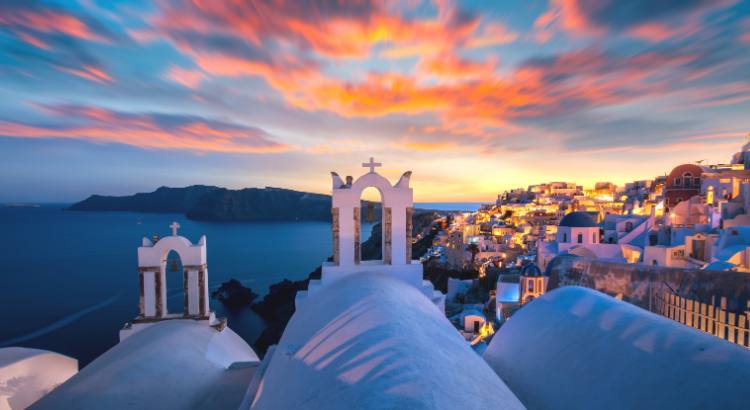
left=483, top=286, right=750, bottom=410
left=521, top=263, right=543, bottom=277
left=559, top=212, right=598, bottom=228
left=254, top=273, right=524, bottom=409
left=32, top=320, right=259, bottom=409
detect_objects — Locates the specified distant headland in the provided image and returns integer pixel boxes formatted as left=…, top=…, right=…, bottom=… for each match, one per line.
left=69, top=185, right=360, bottom=222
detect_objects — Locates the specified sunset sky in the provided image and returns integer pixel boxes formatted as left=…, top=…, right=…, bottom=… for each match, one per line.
left=1, top=0, right=749, bottom=202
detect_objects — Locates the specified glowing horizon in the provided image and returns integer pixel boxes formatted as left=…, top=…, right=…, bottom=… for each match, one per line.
left=0, top=0, right=749, bottom=202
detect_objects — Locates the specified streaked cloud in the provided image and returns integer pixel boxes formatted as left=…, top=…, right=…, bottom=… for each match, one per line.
left=0, top=104, right=292, bottom=154
left=0, top=0, right=748, bottom=201
left=166, top=65, right=204, bottom=88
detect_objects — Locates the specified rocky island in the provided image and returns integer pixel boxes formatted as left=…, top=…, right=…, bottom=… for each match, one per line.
left=211, top=279, right=258, bottom=309
left=69, top=185, right=375, bottom=222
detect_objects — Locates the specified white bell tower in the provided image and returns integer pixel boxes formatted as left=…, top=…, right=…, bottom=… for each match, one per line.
left=296, top=159, right=445, bottom=310
left=120, top=222, right=218, bottom=341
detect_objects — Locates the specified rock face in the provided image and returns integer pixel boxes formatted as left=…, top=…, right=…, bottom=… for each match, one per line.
left=69, top=185, right=220, bottom=213
left=69, top=185, right=374, bottom=222
left=211, top=279, right=258, bottom=308
left=251, top=275, right=313, bottom=355
left=187, top=187, right=333, bottom=221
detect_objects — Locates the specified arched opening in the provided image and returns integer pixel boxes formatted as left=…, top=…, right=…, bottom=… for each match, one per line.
left=359, top=187, right=382, bottom=262
left=164, top=250, right=185, bottom=315
left=682, top=172, right=692, bottom=186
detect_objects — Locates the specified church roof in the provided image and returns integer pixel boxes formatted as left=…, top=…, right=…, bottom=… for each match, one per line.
left=483, top=286, right=750, bottom=409
left=250, top=273, right=524, bottom=410
left=31, top=320, right=259, bottom=410
left=0, top=348, right=78, bottom=409
left=559, top=212, right=598, bottom=228
left=520, top=263, right=543, bottom=277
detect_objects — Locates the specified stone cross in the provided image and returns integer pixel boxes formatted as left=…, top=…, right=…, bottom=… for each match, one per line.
left=362, top=157, right=382, bottom=173
left=170, top=221, right=180, bottom=236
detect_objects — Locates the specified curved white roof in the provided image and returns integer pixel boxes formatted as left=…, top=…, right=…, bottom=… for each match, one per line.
left=31, top=320, right=259, bottom=410
left=1, top=347, right=77, bottom=409
left=484, top=286, right=750, bottom=410
left=251, top=273, right=524, bottom=410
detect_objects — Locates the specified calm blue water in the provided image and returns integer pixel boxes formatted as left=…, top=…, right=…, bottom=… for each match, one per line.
left=415, top=202, right=486, bottom=212
left=0, top=205, right=373, bottom=366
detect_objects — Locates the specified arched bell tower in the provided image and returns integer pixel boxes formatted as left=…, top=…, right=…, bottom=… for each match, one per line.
left=296, top=159, right=445, bottom=311
left=331, top=157, right=414, bottom=267
left=135, top=222, right=210, bottom=321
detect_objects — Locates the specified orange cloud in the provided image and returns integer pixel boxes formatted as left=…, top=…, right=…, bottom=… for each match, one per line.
left=417, top=54, right=497, bottom=80
left=134, top=0, right=742, bottom=154
left=148, top=0, right=494, bottom=61
left=267, top=45, right=706, bottom=139
left=465, top=23, right=518, bottom=48
left=379, top=42, right=443, bottom=59
left=397, top=139, right=460, bottom=152
left=190, top=53, right=319, bottom=100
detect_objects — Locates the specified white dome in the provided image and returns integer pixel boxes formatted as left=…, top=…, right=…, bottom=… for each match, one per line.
left=32, top=320, right=259, bottom=409
left=251, top=273, right=524, bottom=410
left=484, top=286, right=750, bottom=409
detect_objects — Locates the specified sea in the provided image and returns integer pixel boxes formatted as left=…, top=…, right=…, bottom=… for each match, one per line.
left=0, top=202, right=482, bottom=366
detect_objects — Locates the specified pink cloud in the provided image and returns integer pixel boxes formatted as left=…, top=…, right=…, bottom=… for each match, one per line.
left=166, top=66, right=204, bottom=88
left=0, top=105, right=293, bottom=154
left=534, top=0, right=736, bottom=42
left=56, top=65, right=114, bottom=84
left=16, top=32, right=49, bottom=49
left=0, top=9, right=107, bottom=42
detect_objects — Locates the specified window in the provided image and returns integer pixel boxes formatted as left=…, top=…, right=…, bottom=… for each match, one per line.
left=693, top=177, right=700, bottom=186
left=625, top=221, right=633, bottom=232
left=577, top=233, right=583, bottom=243
left=563, top=233, right=568, bottom=242
left=593, top=232, right=597, bottom=243
left=683, top=173, right=692, bottom=186
left=675, top=177, right=682, bottom=186
left=528, top=280, right=534, bottom=292
left=652, top=259, right=658, bottom=266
